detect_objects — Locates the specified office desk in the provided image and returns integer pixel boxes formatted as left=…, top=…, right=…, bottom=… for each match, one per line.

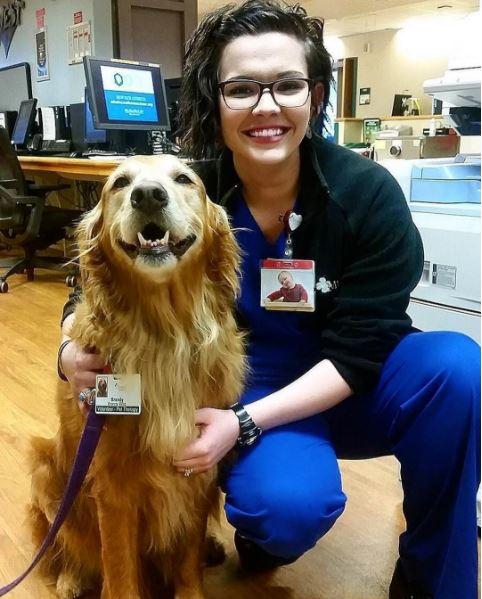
left=19, top=156, right=120, bottom=182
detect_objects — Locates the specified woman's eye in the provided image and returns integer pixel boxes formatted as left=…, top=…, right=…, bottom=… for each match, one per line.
left=276, top=80, right=305, bottom=94
left=175, top=174, right=193, bottom=185
left=112, top=176, right=130, bottom=189
left=225, top=84, right=257, bottom=98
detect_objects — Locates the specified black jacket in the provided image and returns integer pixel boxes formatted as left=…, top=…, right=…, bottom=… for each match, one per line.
left=62, top=137, right=423, bottom=395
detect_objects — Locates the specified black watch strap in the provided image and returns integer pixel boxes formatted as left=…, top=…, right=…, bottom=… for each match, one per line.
left=57, top=340, right=72, bottom=382
left=230, top=402, right=262, bottom=447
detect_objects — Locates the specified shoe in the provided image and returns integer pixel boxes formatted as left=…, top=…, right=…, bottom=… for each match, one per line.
left=389, top=559, right=433, bottom=599
left=234, top=531, right=298, bottom=573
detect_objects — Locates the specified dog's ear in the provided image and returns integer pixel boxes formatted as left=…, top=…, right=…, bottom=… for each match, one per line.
left=206, top=202, right=240, bottom=305
left=75, top=188, right=106, bottom=271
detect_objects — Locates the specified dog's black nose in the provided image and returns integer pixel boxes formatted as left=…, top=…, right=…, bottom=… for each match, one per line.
left=131, top=183, right=168, bottom=214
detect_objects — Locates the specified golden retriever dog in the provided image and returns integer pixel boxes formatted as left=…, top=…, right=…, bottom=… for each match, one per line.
left=28, top=155, right=246, bottom=599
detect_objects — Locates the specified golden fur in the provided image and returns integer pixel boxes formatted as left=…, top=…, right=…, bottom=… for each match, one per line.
left=28, top=155, right=246, bottom=599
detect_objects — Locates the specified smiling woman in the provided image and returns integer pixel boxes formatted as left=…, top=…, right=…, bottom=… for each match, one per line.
left=57, top=2, right=480, bottom=598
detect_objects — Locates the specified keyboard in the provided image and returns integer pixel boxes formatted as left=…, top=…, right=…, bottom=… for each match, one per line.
left=86, top=155, right=127, bottom=162
left=16, top=149, right=72, bottom=157
left=82, top=149, right=129, bottom=157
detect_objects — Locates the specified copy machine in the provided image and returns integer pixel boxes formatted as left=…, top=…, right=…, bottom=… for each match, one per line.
left=379, top=59, right=481, bottom=343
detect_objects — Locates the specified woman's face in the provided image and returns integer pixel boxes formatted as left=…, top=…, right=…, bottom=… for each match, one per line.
left=218, top=32, right=311, bottom=168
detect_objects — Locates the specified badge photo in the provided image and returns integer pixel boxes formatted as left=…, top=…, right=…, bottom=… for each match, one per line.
left=260, top=259, right=315, bottom=312
left=95, top=373, right=142, bottom=415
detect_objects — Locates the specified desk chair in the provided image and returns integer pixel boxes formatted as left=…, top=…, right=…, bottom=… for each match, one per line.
left=0, top=127, right=82, bottom=293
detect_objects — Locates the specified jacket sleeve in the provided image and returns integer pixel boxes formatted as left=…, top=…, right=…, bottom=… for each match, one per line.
left=321, top=175, right=424, bottom=394
left=61, top=285, right=82, bottom=327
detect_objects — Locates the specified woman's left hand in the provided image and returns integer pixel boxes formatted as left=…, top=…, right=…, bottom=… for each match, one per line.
left=173, top=407, right=240, bottom=475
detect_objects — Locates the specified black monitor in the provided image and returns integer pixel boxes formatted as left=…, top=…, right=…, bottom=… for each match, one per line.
left=12, top=99, right=37, bottom=146
left=84, top=91, right=107, bottom=145
left=164, top=77, right=182, bottom=108
left=83, top=57, right=170, bottom=131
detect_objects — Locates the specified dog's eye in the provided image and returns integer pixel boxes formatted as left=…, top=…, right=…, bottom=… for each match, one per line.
left=112, top=176, right=131, bottom=189
left=174, top=174, right=193, bottom=185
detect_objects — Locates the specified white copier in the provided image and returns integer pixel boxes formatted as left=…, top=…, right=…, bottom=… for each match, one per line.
left=379, top=59, right=481, bottom=343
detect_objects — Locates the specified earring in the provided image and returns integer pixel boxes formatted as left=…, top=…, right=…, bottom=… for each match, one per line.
left=305, top=122, right=312, bottom=139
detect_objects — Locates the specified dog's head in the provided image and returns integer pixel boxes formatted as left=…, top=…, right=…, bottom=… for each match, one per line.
left=97, top=155, right=208, bottom=281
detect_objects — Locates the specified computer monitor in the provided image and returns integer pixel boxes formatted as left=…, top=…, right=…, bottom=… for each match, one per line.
left=0, top=110, right=18, bottom=137
left=164, top=77, right=182, bottom=108
left=12, top=99, right=37, bottom=146
left=83, top=57, right=170, bottom=131
left=84, top=91, right=107, bottom=145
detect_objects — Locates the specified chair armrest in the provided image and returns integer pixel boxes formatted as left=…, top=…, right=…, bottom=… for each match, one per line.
left=0, top=179, right=18, bottom=189
left=0, top=185, right=44, bottom=208
left=28, top=182, right=71, bottom=195
left=15, top=195, right=45, bottom=208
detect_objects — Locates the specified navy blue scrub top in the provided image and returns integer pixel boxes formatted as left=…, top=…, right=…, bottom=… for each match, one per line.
left=231, top=192, right=323, bottom=389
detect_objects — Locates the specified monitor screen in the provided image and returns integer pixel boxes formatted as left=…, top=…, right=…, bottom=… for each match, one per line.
left=12, top=99, right=37, bottom=146
left=84, top=57, right=170, bottom=131
left=84, top=91, right=107, bottom=144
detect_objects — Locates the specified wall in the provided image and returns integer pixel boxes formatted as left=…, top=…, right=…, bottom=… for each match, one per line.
left=329, top=12, right=479, bottom=119
left=0, top=0, right=113, bottom=107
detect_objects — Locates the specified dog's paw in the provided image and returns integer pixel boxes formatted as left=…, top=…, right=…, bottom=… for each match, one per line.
left=56, top=572, right=85, bottom=599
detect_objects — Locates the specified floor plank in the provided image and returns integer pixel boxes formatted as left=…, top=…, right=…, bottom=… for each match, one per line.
left=0, top=269, right=467, bottom=598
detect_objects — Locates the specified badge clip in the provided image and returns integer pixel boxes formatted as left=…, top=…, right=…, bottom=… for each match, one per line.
left=279, top=210, right=302, bottom=259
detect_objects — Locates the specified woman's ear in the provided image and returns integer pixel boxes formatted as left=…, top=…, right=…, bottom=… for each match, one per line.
left=311, top=82, right=325, bottom=118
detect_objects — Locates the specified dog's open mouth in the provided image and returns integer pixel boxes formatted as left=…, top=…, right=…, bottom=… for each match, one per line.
left=118, top=222, right=196, bottom=263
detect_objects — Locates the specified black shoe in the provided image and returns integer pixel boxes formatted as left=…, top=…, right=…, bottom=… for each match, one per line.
left=389, top=559, right=433, bottom=599
left=234, top=531, right=298, bottom=573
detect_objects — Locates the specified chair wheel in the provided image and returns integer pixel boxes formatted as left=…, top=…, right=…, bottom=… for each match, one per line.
left=66, top=275, right=77, bottom=288
left=0, top=281, right=8, bottom=293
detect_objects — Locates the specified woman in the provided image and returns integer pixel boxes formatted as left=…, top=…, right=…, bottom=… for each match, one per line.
left=59, top=2, right=480, bottom=597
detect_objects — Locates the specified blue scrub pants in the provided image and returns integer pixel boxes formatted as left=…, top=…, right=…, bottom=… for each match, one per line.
left=222, top=332, right=481, bottom=598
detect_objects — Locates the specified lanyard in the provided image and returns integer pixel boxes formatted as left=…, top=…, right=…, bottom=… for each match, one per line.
left=279, top=209, right=302, bottom=258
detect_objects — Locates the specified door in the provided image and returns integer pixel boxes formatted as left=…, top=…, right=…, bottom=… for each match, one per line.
left=115, top=0, right=197, bottom=78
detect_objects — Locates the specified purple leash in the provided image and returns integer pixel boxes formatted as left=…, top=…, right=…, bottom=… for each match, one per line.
left=0, top=409, right=106, bottom=596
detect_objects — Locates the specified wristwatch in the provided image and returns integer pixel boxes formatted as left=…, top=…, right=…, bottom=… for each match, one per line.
left=230, top=402, right=263, bottom=447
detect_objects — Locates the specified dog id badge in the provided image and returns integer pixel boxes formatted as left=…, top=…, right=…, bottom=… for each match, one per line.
left=260, top=259, right=315, bottom=312
left=94, top=374, right=142, bottom=415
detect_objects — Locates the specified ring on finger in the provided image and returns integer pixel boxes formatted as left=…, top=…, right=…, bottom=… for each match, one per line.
left=79, top=388, right=95, bottom=406
left=183, top=467, right=194, bottom=478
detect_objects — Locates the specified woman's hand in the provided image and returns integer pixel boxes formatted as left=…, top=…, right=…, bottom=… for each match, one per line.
left=173, top=408, right=240, bottom=475
left=60, top=341, right=106, bottom=415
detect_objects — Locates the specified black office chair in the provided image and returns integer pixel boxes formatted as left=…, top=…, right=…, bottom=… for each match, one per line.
left=0, top=126, right=82, bottom=293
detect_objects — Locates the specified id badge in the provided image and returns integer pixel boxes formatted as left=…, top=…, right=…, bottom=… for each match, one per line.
left=260, top=259, right=315, bottom=312
left=94, top=374, right=141, bottom=415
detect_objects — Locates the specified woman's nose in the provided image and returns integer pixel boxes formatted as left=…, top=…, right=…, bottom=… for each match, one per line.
left=252, top=89, right=281, bottom=115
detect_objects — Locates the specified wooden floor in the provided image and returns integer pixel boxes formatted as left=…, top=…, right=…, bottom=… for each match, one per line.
left=1, top=269, right=408, bottom=598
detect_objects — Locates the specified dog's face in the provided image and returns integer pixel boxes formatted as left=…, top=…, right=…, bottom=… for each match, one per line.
left=98, top=155, right=207, bottom=280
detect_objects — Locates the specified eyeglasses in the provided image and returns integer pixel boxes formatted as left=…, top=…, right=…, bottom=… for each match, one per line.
left=218, top=78, right=313, bottom=110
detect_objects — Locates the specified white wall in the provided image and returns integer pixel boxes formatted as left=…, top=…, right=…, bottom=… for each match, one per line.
left=0, top=0, right=113, bottom=108
left=326, top=12, right=480, bottom=119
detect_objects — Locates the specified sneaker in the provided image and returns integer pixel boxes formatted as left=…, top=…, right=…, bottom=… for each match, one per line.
left=389, top=559, right=433, bottom=599
left=234, top=531, right=298, bottom=573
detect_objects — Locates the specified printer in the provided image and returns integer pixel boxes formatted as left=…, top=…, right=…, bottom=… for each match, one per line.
left=379, top=59, right=481, bottom=343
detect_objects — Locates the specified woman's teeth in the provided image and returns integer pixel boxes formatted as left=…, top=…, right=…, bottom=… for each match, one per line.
left=137, top=230, right=170, bottom=248
left=247, top=128, right=285, bottom=137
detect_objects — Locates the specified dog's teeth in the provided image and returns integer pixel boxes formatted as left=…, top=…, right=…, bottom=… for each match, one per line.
left=137, top=232, right=147, bottom=246
left=161, top=230, right=170, bottom=245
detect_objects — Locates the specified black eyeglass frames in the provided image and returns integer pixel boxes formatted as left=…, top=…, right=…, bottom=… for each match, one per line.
left=218, top=78, right=313, bottom=110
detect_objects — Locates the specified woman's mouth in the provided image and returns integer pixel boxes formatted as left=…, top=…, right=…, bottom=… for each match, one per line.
left=243, top=127, right=290, bottom=144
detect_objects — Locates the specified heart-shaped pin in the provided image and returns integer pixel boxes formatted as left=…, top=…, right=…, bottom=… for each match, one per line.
left=288, top=212, right=302, bottom=232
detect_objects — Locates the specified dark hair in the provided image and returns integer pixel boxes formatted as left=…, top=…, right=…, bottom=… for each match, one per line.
left=178, top=0, right=333, bottom=159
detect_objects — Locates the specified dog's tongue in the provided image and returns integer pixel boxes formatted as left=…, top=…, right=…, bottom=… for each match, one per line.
left=137, top=230, right=170, bottom=248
